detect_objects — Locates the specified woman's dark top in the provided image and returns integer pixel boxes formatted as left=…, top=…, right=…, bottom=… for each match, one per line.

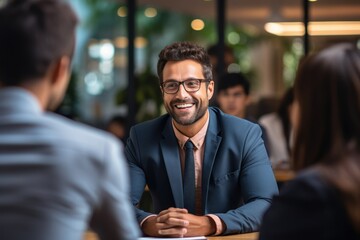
left=259, top=169, right=359, bottom=240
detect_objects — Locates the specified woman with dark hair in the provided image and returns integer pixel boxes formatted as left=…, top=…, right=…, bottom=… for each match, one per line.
left=259, top=43, right=360, bottom=239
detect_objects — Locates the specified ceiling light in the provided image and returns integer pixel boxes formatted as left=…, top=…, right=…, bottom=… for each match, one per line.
left=265, top=21, right=360, bottom=36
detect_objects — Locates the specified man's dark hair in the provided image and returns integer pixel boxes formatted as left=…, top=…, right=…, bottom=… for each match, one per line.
left=217, top=72, right=250, bottom=95
left=157, top=41, right=213, bottom=84
left=0, top=0, right=78, bottom=85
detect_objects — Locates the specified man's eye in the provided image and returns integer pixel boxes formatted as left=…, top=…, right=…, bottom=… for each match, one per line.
left=186, top=81, right=198, bottom=87
left=166, top=82, right=177, bottom=88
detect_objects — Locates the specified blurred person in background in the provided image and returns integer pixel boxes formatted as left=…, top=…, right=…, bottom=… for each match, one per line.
left=217, top=72, right=268, bottom=150
left=207, top=44, right=236, bottom=78
left=106, top=115, right=127, bottom=144
left=216, top=72, right=252, bottom=120
left=259, top=43, right=360, bottom=239
left=259, top=87, right=295, bottom=169
left=0, top=1, right=140, bottom=239
left=207, top=44, right=236, bottom=106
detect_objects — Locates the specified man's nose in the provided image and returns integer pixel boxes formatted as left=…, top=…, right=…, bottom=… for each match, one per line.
left=176, top=83, right=189, bottom=97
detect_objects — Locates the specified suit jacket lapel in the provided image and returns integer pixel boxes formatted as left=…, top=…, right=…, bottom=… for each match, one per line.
left=160, top=117, right=184, bottom=208
left=202, top=109, right=222, bottom=213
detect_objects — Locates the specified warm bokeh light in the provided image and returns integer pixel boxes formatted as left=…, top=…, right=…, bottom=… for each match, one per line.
left=114, top=37, right=128, bottom=48
left=135, top=37, right=148, bottom=48
left=191, top=19, right=205, bottom=31
left=117, top=6, right=127, bottom=17
left=114, top=36, right=148, bottom=48
left=144, top=7, right=157, bottom=18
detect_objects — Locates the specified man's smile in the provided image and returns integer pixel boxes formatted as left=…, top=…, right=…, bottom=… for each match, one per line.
left=174, top=103, right=195, bottom=109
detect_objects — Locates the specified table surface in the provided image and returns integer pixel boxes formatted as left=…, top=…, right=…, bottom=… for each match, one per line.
left=85, top=170, right=293, bottom=240
left=273, top=169, right=295, bottom=182
left=84, top=231, right=259, bottom=240
left=208, top=232, right=258, bottom=240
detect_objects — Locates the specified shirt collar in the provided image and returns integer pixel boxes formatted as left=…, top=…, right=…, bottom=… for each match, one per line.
left=0, top=87, right=42, bottom=114
left=172, top=110, right=210, bottom=150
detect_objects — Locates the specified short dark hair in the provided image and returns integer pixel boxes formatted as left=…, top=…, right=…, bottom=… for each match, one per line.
left=0, top=0, right=78, bottom=85
left=157, top=41, right=213, bottom=83
left=217, top=72, right=250, bottom=95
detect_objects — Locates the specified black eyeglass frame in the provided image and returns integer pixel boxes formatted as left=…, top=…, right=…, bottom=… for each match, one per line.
left=160, top=78, right=210, bottom=94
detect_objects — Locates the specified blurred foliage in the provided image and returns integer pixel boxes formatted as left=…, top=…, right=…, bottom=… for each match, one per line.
left=283, top=38, right=303, bottom=88
left=82, top=0, right=119, bottom=29
left=79, top=0, right=270, bottom=122
left=115, top=68, right=163, bottom=122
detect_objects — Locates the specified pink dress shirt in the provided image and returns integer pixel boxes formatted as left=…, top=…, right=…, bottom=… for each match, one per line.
left=172, top=111, right=224, bottom=235
left=141, top=110, right=224, bottom=235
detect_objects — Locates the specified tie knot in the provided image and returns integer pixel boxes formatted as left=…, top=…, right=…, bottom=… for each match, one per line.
left=185, top=140, right=194, bottom=150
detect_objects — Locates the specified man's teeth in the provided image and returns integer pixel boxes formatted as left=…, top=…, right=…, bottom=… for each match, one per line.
left=175, top=103, right=193, bottom=109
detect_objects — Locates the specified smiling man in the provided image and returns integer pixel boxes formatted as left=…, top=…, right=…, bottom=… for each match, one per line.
left=125, top=41, right=278, bottom=237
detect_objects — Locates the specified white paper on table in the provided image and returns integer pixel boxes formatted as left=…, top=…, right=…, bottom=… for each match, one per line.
left=139, top=236, right=207, bottom=240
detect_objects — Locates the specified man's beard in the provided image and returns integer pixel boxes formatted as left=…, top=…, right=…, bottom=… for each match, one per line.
left=165, top=98, right=208, bottom=126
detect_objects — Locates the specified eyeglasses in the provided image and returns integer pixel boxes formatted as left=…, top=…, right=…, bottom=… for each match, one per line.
left=161, top=78, right=210, bottom=94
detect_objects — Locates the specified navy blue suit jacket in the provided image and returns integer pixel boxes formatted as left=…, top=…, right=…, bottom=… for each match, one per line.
left=125, top=107, right=278, bottom=234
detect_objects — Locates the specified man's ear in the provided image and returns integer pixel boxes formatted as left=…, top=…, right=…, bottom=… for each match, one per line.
left=160, top=86, right=164, bottom=96
left=49, top=56, right=71, bottom=87
left=207, top=80, right=215, bottom=100
left=45, top=56, right=72, bottom=111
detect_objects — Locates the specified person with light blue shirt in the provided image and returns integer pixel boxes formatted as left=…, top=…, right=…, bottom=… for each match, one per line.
left=0, top=1, right=140, bottom=239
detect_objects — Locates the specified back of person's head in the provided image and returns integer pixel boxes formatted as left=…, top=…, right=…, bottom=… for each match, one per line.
left=157, top=41, right=213, bottom=84
left=0, top=0, right=78, bottom=86
left=217, top=72, right=250, bottom=95
left=293, top=42, right=360, bottom=234
left=293, top=43, right=360, bottom=170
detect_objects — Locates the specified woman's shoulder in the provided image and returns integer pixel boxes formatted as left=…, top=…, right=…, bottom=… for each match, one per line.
left=259, top=168, right=358, bottom=240
left=281, top=169, right=329, bottom=198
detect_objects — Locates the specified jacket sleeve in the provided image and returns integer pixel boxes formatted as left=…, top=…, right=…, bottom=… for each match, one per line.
left=216, top=124, right=279, bottom=234
left=124, top=127, right=154, bottom=224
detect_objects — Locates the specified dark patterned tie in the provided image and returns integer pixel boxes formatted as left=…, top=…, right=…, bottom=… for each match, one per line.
left=183, top=140, right=195, bottom=214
